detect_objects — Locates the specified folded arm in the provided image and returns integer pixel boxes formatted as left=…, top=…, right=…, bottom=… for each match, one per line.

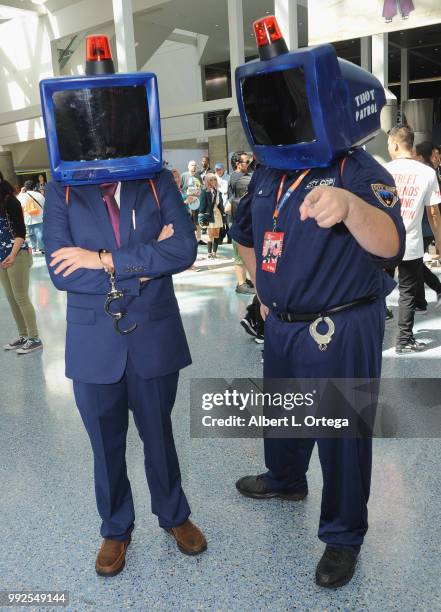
left=112, top=172, right=197, bottom=280
left=43, top=183, right=139, bottom=295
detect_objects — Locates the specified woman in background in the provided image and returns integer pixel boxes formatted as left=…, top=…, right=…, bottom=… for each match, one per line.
left=172, top=168, right=184, bottom=195
left=34, top=173, right=47, bottom=196
left=198, top=173, right=224, bottom=259
left=0, top=176, right=42, bottom=354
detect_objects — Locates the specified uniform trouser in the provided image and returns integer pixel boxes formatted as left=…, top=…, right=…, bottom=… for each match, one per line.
left=0, top=250, right=38, bottom=338
left=73, top=359, right=190, bottom=541
left=262, top=300, right=385, bottom=551
left=397, top=257, right=423, bottom=346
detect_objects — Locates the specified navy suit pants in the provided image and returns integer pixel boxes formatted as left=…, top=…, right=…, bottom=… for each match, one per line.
left=73, top=359, right=190, bottom=541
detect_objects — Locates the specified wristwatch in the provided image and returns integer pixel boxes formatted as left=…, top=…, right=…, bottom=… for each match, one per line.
left=98, top=249, right=114, bottom=274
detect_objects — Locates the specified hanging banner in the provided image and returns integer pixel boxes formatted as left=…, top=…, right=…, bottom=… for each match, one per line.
left=309, top=0, right=441, bottom=45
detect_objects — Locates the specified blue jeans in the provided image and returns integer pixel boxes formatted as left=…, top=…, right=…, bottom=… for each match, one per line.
left=27, top=223, right=44, bottom=251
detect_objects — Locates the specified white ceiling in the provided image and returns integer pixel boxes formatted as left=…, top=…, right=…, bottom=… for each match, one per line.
left=133, top=0, right=308, bottom=63
left=1, top=0, right=308, bottom=65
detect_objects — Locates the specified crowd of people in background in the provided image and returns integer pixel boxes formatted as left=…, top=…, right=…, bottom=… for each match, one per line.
left=171, top=134, right=441, bottom=356
left=1, top=135, right=441, bottom=359
left=173, top=152, right=265, bottom=346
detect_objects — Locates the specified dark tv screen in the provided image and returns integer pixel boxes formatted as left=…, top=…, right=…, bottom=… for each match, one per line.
left=241, top=67, right=316, bottom=146
left=53, top=85, right=151, bottom=161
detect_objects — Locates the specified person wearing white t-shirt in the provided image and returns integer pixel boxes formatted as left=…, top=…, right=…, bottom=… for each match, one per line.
left=414, top=141, right=441, bottom=312
left=17, top=180, right=45, bottom=254
left=385, top=125, right=441, bottom=353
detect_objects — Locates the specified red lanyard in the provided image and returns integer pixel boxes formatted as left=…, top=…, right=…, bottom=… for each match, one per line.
left=273, top=169, right=311, bottom=229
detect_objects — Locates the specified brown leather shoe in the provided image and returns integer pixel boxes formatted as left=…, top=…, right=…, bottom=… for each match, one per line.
left=95, top=537, right=131, bottom=577
left=167, top=520, right=207, bottom=556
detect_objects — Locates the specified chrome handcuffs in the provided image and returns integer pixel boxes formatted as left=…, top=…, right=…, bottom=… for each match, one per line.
left=102, top=257, right=137, bottom=335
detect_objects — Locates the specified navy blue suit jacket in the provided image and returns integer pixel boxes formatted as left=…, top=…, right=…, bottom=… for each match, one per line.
left=43, top=170, right=197, bottom=384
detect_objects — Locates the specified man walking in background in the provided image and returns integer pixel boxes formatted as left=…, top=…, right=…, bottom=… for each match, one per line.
left=197, top=156, right=211, bottom=182
left=17, top=180, right=45, bottom=254
left=385, top=125, right=441, bottom=353
left=414, top=141, right=441, bottom=313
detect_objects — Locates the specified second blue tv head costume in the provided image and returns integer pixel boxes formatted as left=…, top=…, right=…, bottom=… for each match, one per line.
left=40, top=35, right=206, bottom=577
left=230, top=16, right=406, bottom=588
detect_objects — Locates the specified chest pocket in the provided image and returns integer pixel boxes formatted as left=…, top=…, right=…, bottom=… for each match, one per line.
left=253, top=184, right=276, bottom=214
left=254, top=182, right=290, bottom=237
left=255, top=185, right=274, bottom=199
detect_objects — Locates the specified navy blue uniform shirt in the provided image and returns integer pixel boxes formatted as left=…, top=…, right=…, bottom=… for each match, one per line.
left=229, top=149, right=405, bottom=313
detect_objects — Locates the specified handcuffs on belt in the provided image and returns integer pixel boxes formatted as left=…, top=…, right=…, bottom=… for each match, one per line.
left=277, top=296, right=376, bottom=352
left=309, top=317, right=335, bottom=352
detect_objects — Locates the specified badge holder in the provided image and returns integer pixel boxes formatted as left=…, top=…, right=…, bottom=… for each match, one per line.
left=261, top=169, right=311, bottom=275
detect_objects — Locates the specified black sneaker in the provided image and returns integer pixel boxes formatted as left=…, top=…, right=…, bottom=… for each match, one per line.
left=254, top=334, right=264, bottom=344
left=235, top=474, right=307, bottom=500
left=3, top=337, right=27, bottom=350
left=198, top=240, right=207, bottom=246
left=315, top=546, right=358, bottom=588
left=395, top=339, right=425, bottom=354
left=240, top=317, right=258, bottom=337
left=385, top=308, right=393, bottom=321
left=16, top=338, right=43, bottom=354
left=415, top=306, right=427, bottom=315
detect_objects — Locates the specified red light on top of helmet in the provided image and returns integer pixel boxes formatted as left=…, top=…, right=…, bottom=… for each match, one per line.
left=253, top=16, right=284, bottom=47
left=86, top=35, right=113, bottom=62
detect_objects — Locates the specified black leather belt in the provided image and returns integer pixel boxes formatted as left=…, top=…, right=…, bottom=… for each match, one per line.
left=276, top=296, right=377, bottom=323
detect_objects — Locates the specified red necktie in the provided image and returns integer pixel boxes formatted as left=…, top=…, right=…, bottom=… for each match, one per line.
left=100, top=183, right=120, bottom=248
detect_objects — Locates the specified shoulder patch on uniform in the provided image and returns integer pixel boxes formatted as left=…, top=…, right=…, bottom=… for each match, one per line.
left=371, top=184, right=398, bottom=208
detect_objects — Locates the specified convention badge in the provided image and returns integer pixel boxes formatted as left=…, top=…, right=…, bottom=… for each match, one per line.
left=371, top=184, right=398, bottom=208
left=262, top=231, right=284, bottom=273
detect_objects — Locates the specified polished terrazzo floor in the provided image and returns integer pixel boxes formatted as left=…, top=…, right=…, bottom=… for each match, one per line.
left=1, top=248, right=441, bottom=611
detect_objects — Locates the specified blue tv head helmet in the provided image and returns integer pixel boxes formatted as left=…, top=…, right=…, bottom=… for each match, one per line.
left=40, top=35, right=162, bottom=185
left=235, top=16, right=386, bottom=170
